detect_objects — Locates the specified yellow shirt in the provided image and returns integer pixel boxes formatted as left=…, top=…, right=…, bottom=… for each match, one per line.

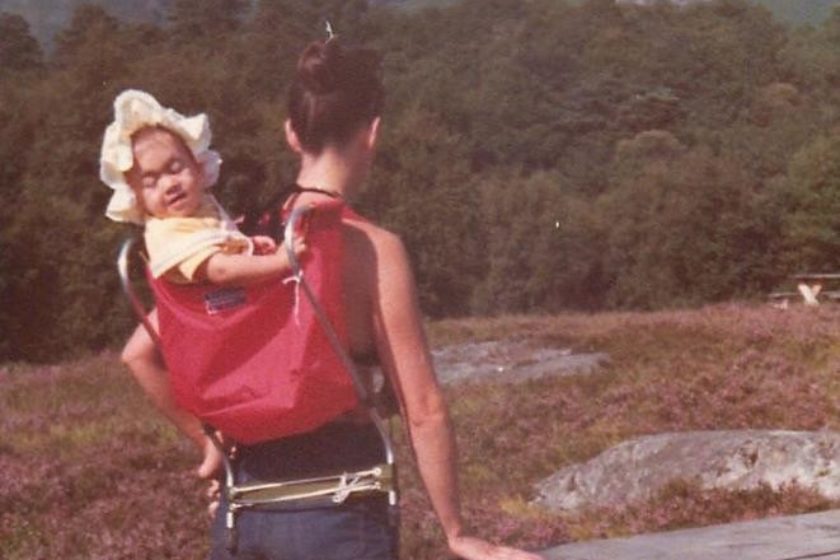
left=144, top=197, right=252, bottom=283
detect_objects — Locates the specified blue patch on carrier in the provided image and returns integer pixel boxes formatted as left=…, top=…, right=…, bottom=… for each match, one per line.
left=203, top=287, right=247, bottom=315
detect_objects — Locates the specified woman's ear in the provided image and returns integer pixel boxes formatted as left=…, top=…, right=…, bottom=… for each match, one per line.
left=284, top=119, right=303, bottom=154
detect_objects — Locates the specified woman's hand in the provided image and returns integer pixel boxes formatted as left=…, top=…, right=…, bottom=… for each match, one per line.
left=448, top=534, right=545, bottom=560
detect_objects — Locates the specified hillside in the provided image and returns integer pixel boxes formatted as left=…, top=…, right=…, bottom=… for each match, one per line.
left=753, top=0, right=840, bottom=26
left=609, top=0, right=840, bottom=26
left=3, top=305, right=840, bottom=558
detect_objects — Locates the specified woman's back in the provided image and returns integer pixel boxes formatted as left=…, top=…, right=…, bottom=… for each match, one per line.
left=286, top=191, right=410, bottom=369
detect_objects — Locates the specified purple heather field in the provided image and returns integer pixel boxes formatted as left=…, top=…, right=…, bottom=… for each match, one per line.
left=3, top=303, right=840, bottom=559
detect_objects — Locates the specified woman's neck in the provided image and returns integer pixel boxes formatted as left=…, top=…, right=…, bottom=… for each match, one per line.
left=296, top=148, right=360, bottom=200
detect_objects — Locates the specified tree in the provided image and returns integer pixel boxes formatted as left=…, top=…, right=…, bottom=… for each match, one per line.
left=0, top=12, right=43, bottom=73
left=360, top=108, right=484, bottom=316
left=599, top=144, right=779, bottom=308
left=472, top=171, right=607, bottom=313
left=168, top=0, right=248, bottom=39
left=53, top=5, right=122, bottom=65
left=780, top=133, right=840, bottom=272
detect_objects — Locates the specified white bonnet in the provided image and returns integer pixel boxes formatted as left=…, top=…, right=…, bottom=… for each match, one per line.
left=99, top=89, right=222, bottom=224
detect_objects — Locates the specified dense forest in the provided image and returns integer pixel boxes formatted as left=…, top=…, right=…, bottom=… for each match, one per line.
left=3, top=0, right=840, bottom=362
left=2, top=0, right=837, bottom=49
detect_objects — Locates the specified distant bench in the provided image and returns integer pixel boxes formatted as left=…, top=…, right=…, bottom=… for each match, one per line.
left=769, top=273, right=840, bottom=306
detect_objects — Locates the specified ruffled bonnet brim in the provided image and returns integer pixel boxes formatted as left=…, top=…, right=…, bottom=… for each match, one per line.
left=99, top=89, right=221, bottom=224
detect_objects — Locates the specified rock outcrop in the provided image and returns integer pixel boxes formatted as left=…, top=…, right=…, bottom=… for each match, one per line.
left=535, top=430, right=840, bottom=511
left=432, top=340, right=608, bottom=385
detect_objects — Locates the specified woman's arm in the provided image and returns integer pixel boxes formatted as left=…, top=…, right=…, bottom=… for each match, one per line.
left=370, top=232, right=542, bottom=560
left=121, top=310, right=222, bottom=479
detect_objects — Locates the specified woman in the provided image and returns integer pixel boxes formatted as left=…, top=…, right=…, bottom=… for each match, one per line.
left=123, top=36, right=542, bottom=560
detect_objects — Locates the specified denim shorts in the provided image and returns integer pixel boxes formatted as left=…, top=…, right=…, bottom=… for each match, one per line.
left=208, top=422, right=399, bottom=560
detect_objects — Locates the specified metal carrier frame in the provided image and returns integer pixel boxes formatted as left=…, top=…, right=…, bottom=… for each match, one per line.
left=117, top=205, right=399, bottom=554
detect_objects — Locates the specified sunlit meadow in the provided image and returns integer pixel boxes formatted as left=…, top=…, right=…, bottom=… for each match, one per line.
left=3, top=303, right=840, bottom=559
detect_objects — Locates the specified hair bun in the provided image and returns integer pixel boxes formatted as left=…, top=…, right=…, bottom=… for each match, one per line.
left=297, top=41, right=343, bottom=94
left=288, top=38, right=384, bottom=153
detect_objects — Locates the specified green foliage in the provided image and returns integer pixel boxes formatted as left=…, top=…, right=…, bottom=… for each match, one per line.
left=167, top=0, right=248, bottom=38
left=0, top=12, right=43, bottom=72
left=473, top=171, right=606, bottom=313
left=4, top=0, right=840, bottom=361
left=599, top=145, right=780, bottom=308
left=781, top=133, right=840, bottom=271
left=362, top=108, right=484, bottom=316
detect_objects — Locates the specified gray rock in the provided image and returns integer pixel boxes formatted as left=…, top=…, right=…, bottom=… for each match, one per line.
left=535, top=430, right=840, bottom=512
left=542, top=508, right=840, bottom=560
left=431, top=340, right=608, bottom=385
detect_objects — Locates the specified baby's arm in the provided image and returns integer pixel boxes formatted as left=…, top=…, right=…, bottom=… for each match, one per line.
left=196, top=235, right=306, bottom=285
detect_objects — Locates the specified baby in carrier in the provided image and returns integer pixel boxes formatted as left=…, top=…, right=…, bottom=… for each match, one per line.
left=100, top=90, right=308, bottom=469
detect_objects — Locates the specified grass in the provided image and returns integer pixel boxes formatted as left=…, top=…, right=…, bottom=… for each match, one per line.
left=3, top=303, right=840, bottom=558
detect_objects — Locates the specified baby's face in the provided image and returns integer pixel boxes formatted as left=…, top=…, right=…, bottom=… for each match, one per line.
left=126, top=127, right=204, bottom=219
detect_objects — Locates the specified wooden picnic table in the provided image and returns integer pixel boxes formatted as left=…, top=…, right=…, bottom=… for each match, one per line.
left=770, top=272, right=840, bottom=305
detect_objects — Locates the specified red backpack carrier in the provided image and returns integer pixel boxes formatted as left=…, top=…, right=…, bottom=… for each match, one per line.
left=149, top=200, right=358, bottom=444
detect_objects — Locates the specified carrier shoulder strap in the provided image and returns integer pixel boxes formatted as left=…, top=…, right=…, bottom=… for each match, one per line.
left=248, top=184, right=341, bottom=242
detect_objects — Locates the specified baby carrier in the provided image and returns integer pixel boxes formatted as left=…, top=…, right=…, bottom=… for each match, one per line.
left=118, top=195, right=398, bottom=553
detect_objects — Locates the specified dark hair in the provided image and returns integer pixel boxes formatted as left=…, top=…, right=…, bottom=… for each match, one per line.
left=287, top=38, right=384, bottom=153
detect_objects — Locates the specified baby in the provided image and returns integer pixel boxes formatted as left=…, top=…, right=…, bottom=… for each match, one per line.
left=100, top=89, right=302, bottom=284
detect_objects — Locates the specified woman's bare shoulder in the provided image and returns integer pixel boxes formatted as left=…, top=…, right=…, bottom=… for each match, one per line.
left=343, top=218, right=408, bottom=264
left=341, top=217, right=414, bottom=347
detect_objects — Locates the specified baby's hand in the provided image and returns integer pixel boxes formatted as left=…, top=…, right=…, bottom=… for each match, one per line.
left=288, top=234, right=307, bottom=257
left=251, top=235, right=277, bottom=255
left=197, top=434, right=225, bottom=480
